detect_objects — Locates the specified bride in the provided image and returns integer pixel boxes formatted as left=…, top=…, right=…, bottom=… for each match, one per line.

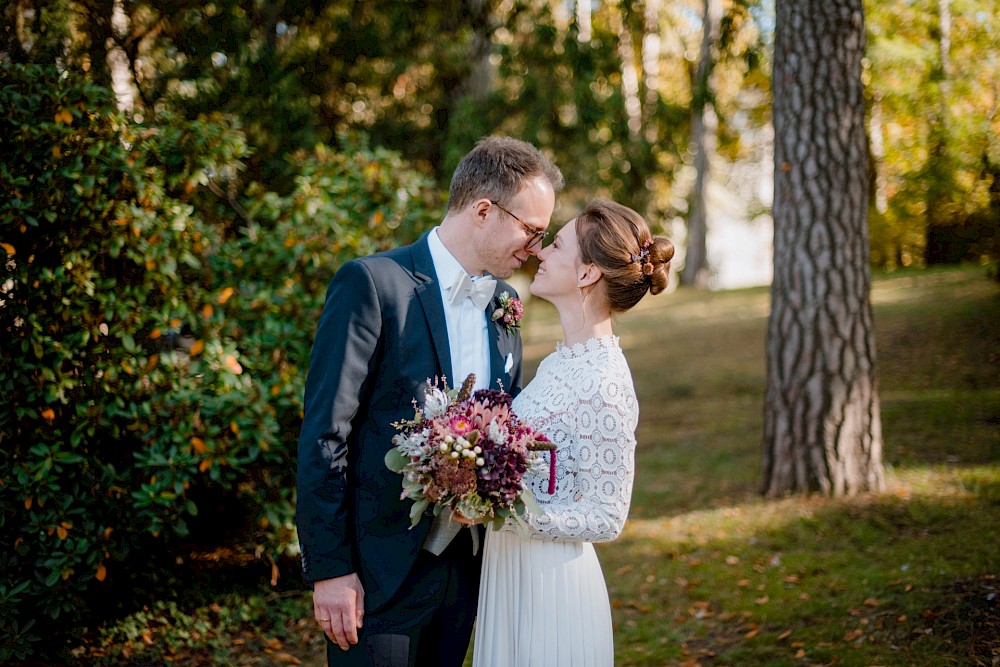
left=469, top=199, right=674, bottom=666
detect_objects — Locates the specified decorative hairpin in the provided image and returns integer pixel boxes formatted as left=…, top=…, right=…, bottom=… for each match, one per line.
left=631, top=239, right=654, bottom=276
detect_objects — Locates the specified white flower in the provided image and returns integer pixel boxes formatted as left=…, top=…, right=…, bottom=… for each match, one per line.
left=393, top=428, right=430, bottom=457
left=423, top=386, right=450, bottom=418
left=487, top=419, right=507, bottom=445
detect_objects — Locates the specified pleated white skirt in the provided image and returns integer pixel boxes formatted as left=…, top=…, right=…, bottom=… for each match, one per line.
left=472, top=529, right=614, bottom=667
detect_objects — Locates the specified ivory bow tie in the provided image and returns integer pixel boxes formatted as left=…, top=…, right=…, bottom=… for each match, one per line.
left=450, top=272, right=496, bottom=310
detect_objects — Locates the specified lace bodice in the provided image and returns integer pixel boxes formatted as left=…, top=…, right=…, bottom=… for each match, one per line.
left=507, top=335, right=638, bottom=543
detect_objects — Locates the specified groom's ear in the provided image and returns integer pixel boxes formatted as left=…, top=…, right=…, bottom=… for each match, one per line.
left=578, top=263, right=603, bottom=288
left=471, top=199, right=492, bottom=226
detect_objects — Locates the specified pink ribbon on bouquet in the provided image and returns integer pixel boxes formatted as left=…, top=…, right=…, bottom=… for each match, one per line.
left=547, top=450, right=556, bottom=494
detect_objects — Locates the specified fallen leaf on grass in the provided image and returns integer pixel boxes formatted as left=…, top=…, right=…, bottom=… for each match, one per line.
left=794, top=649, right=806, bottom=658
left=737, top=579, right=751, bottom=587
left=778, top=629, right=793, bottom=640
left=274, top=653, right=302, bottom=664
left=744, top=627, right=760, bottom=639
left=755, top=595, right=769, bottom=605
left=844, top=629, right=865, bottom=641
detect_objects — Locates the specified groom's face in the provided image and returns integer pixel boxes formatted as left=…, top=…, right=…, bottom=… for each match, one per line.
left=477, top=176, right=556, bottom=279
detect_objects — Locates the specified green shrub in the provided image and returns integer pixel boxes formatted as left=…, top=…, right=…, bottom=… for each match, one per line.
left=0, top=63, right=441, bottom=661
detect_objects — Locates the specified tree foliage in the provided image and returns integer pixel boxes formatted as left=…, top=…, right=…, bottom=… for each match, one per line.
left=0, top=62, right=438, bottom=661
left=865, top=0, right=1000, bottom=268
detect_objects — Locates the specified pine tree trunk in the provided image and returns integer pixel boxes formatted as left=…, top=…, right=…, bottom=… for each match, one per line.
left=763, top=0, right=884, bottom=496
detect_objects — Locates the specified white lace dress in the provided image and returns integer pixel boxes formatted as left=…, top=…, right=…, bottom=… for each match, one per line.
left=472, top=335, right=639, bottom=667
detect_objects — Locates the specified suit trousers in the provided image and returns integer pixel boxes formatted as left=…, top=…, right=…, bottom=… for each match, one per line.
left=326, top=528, right=481, bottom=667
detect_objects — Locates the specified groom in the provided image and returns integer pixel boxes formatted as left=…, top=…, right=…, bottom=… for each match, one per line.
left=296, top=136, right=563, bottom=667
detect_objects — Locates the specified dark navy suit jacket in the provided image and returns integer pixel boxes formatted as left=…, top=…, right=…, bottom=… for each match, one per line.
left=296, top=233, right=523, bottom=612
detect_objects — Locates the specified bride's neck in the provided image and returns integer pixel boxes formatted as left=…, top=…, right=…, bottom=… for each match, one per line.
left=557, top=292, right=614, bottom=348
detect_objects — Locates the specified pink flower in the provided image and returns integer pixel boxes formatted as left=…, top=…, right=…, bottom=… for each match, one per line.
left=449, top=415, right=474, bottom=434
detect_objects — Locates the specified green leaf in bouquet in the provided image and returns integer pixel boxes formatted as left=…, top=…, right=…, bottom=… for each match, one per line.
left=408, top=498, right=428, bottom=527
left=465, top=429, right=480, bottom=447
left=520, top=487, right=543, bottom=517
left=384, top=447, right=409, bottom=472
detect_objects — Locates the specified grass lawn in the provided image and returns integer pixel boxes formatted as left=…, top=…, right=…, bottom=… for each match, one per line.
left=78, top=265, right=1000, bottom=666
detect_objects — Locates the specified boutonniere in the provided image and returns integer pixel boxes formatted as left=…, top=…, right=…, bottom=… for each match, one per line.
left=491, top=291, right=523, bottom=334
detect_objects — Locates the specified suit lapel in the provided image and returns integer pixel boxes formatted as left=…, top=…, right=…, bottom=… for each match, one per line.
left=411, top=234, right=454, bottom=383
left=485, top=284, right=515, bottom=392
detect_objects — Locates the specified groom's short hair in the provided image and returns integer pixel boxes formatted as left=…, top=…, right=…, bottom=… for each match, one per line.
left=446, top=136, right=564, bottom=213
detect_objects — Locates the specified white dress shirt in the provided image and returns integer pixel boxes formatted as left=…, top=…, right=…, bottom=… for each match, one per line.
left=427, top=228, right=492, bottom=392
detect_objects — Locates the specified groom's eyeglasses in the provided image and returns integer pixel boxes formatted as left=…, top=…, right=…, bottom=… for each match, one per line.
left=490, top=201, right=549, bottom=251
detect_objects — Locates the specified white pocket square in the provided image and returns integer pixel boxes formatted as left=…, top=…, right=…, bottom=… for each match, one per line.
left=504, top=353, right=514, bottom=374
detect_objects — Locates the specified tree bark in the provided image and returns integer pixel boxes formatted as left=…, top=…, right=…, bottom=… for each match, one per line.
left=763, top=0, right=884, bottom=496
left=681, top=0, right=721, bottom=288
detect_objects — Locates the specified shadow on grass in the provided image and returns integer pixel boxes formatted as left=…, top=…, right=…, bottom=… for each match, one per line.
left=603, top=468, right=1000, bottom=666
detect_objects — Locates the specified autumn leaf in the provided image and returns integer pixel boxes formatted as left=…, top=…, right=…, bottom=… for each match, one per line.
left=274, top=653, right=301, bottom=665
left=96, top=563, right=107, bottom=581
left=189, top=340, right=205, bottom=356
left=0, top=242, right=15, bottom=255
left=41, top=408, right=55, bottom=421
left=794, top=649, right=806, bottom=658
left=191, top=437, right=209, bottom=454
left=218, top=287, right=235, bottom=304
left=202, top=304, right=214, bottom=319
left=24, top=496, right=33, bottom=510
left=778, top=629, right=793, bottom=640
left=222, top=354, right=243, bottom=375
left=199, top=458, right=212, bottom=473
left=755, top=595, right=769, bottom=605
left=844, top=629, right=865, bottom=641
left=57, top=526, right=69, bottom=540
left=54, top=109, right=73, bottom=124
left=150, top=328, right=162, bottom=339
left=230, top=421, right=240, bottom=435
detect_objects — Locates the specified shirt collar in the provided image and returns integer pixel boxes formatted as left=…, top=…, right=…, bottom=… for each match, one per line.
left=428, top=227, right=475, bottom=293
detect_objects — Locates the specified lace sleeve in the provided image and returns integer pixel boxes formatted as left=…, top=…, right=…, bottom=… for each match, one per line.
left=509, top=361, right=638, bottom=543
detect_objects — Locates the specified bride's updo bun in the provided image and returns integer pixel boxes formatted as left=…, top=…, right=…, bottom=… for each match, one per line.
left=575, top=199, right=675, bottom=312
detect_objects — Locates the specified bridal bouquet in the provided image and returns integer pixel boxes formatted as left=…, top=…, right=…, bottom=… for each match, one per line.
left=385, top=374, right=556, bottom=530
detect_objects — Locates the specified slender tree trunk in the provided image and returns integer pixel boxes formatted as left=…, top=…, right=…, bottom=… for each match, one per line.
left=763, top=0, right=884, bottom=496
left=868, top=92, right=888, bottom=215
left=681, top=0, right=721, bottom=287
left=611, top=3, right=642, bottom=142
left=80, top=0, right=115, bottom=88
left=642, top=0, right=661, bottom=142
left=576, top=0, right=592, bottom=43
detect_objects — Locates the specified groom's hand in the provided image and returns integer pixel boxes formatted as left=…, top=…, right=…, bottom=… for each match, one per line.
left=452, top=510, right=482, bottom=525
left=313, top=573, right=365, bottom=651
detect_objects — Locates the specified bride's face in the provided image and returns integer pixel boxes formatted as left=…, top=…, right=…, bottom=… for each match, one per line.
left=530, top=219, right=583, bottom=300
